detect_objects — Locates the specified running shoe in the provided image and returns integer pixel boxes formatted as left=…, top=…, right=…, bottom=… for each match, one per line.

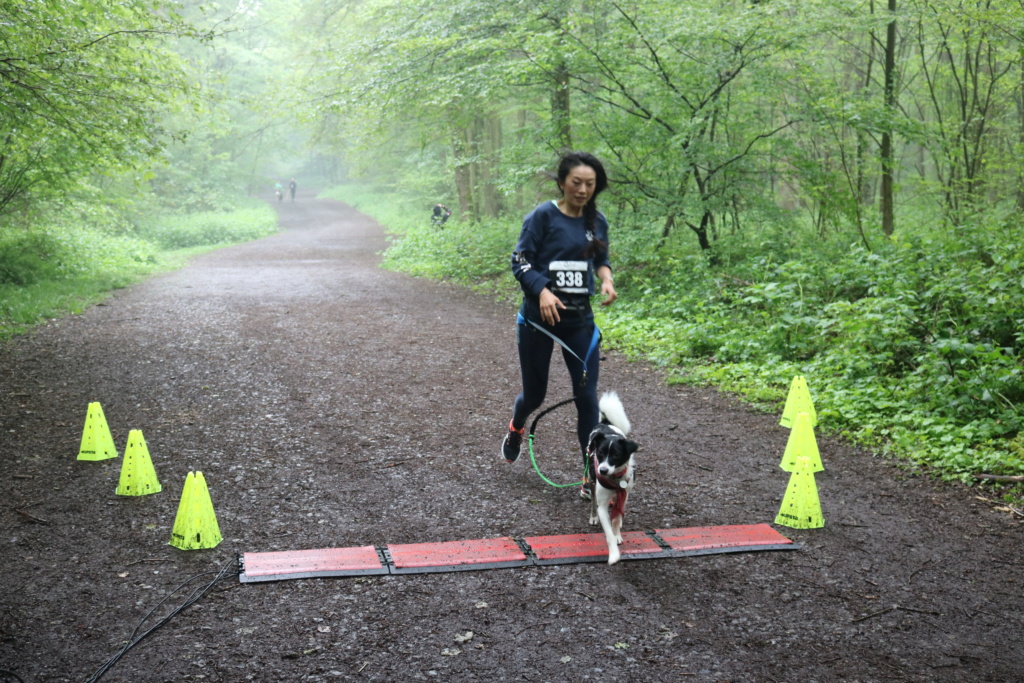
left=501, top=421, right=525, bottom=462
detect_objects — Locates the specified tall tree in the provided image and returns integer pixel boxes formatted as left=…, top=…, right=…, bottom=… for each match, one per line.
left=0, top=0, right=198, bottom=217
left=910, top=0, right=1017, bottom=224
left=559, top=0, right=798, bottom=253
left=880, top=0, right=897, bottom=237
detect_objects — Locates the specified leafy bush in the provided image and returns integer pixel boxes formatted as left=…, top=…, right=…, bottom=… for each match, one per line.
left=0, top=231, right=62, bottom=285
left=138, top=202, right=277, bottom=249
left=384, top=218, right=518, bottom=283
left=0, top=222, right=160, bottom=338
left=322, top=184, right=518, bottom=283
left=0, top=225, right=157, bottom=286
left=607, top=223, right=1024, bottom=483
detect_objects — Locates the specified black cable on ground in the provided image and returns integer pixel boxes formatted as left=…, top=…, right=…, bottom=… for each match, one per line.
left=83, top=556, right=240, bottom=683
left=0, top=668, right=25, bottom=683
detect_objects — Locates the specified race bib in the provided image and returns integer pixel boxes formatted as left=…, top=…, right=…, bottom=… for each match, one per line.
left=549, top=260, right=589, bottom=294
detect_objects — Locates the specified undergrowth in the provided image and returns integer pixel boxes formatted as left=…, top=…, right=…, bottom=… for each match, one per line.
left=136, top=204, right=278, bottom=249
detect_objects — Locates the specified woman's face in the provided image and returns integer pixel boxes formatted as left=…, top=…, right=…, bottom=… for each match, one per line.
left=558, top=164, right=597, bottom=214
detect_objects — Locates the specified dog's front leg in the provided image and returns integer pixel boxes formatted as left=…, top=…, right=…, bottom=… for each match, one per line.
left=611, top=514, right=623, bottom=545
left=595, top=501, right=621, bottom=565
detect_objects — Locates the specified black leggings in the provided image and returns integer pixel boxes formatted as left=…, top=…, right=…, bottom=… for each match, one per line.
left=511, top=319, right=600, bottom=469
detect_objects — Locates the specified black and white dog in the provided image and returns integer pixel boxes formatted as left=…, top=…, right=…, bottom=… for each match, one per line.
left=587, top=392, right=639, bottom=565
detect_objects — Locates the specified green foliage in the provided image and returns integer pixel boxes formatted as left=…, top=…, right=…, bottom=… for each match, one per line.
left=323, top=183, right=519, bottom=285
left=0, top=232, right=62, bottom=286
left=0, top=0, right=197, bottom=214
left=383, top=217, right=519, bottom=283
left=137, top=203, right=278, bottom=249
left=604, top=213, right=1024, bottom=482
left=0, top=224, right=156, bottom=288
left=296, top=0, right=1024, bottom=259
left=0, top=220, right=159, bottom=338
left=147, top=0, right=306, bottom=212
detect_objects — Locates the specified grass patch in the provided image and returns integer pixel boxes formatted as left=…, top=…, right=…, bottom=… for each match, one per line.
left=137, top=204, right=278, bottom=249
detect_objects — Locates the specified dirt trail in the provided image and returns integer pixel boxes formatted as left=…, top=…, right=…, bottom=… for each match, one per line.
left=1, top=191, right=1022, bottom=682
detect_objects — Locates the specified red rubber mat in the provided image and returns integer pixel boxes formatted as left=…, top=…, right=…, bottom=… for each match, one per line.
left=238, top=524, right=797, bottom=582
left=387, top=537, right=529, bottom=574
left=525, top=531, right=664, bottom=564
left=655, top=523, right=794, bottom=555
left=240, top=546, right=386, bottom=583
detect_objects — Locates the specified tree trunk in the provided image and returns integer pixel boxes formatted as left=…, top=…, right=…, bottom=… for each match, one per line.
left=467, top=123, right=480, bottom=220
left=515, top=109, right=528, bottom=214
left=659, top=214, right=675, bottom=248
left=552, top=61, right=572, bottom=152
left=451, top=126, right=472, bottom=217
left=880, top=0, right=896, bottom=237
left=481, top=115, right=503, bottom=218
left=1018, top=47, right=1024, bottom=211
left=688, top=212, right=713, bottom=252
left=859, top=1, right=876, bottom=206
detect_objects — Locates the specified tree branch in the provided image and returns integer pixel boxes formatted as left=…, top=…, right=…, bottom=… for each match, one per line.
left=972, top=474, right=1024, bottom=483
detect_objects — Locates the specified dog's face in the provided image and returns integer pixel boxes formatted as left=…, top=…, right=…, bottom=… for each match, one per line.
left=588, top=425, right=639, bottom=477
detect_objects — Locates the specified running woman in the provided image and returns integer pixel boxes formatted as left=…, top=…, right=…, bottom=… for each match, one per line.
left=500, top=151, right=618, bottom=499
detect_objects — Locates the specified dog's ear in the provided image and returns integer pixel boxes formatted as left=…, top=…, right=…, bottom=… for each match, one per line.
left=623, top=439, right=639, bottom=456
left=588, top=431, right=606, bottom=453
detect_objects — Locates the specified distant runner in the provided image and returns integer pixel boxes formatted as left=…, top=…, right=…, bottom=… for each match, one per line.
left=431, top=203, right=451, bottom=228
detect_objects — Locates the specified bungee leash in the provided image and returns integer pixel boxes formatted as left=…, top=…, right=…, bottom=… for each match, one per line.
left=517, top=312, right=601, bottom=387
left=526, top=396, right=590, bottom=488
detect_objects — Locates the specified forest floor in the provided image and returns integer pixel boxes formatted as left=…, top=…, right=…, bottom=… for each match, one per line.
left=1, top=191, right=1022, bottom=683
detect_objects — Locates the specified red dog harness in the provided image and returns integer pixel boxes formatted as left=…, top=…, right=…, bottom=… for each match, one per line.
left=590, top=453, right=630, bottom=520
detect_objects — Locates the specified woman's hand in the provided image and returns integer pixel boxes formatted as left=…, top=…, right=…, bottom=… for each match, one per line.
left=539, top=287, right=566, bottom=325
left=597, top=266, right=617, bottom=307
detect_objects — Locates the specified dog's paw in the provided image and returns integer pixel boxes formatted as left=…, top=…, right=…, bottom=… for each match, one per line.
left=607, top=547, right=621, bottom=565
left=589, top=515, right=598, bottom=526
left=615, top=534, right=624, bottom=545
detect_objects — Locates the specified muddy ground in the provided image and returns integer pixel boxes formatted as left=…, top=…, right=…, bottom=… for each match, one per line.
left=1, top=191, right=1022, bottom=683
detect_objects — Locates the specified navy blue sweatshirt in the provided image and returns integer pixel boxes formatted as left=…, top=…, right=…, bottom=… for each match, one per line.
left=511, top=200, right=611, bottom=327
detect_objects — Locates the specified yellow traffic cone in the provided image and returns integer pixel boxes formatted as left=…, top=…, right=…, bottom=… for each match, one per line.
left=774, top=456, right=825, bottom=529
left=779, top=411, right=824, bottom=473
left=116, top=430, right=161, bottom=496
left=169, top=472, right=222, bottom=550
left=77, top=402, right=118, bottom=461
left=780, top=375, right=817, bottom=429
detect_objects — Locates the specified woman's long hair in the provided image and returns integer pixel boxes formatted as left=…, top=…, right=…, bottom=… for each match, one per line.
left=556, top=151, right=608, bottom=258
